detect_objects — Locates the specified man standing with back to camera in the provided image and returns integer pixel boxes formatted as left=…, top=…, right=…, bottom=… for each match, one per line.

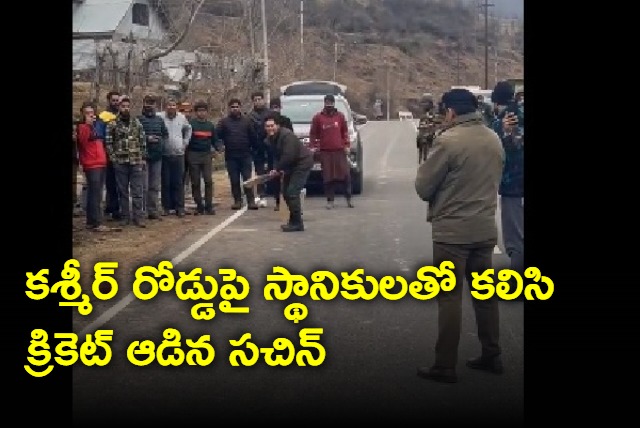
left=414, top=88, right=505, bottom=383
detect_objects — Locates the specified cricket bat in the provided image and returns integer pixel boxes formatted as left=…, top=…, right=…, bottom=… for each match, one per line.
left=242, top=173, right=274, bottom=188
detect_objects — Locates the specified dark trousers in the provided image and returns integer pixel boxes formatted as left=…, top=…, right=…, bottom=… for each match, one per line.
left=105, top=161, right=120, bottom=215
left=432, top=239, right=501, bottom=369
left=225, top=154, right=253, bottom=202
left=253, top=155, right=267, bottom=197
left=267, top=153, right=281, bottom=202
left=187, top=150, right=214, bottom=210
left=161, top=155, right=185, bottom=211
left=324, top=174, right=352, bottom=200
left=114, top=163, right=145, bottom=222
left=72, top=161, right=79, bottom=207
left=500, top=196, right=524, bottom=274
left=183, top=154, right=190, bottom=186
left=84, top=167, right=106, bottom=227
left=283, top=166, right=311, bottom=216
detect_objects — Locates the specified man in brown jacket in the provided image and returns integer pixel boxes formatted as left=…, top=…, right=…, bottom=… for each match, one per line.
left=414, top=89, right=505, bottom=384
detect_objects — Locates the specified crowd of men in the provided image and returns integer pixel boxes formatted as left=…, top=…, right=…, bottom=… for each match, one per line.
left=72, top=89, right=346, bottom=233
left=414, top=81, right=524, bottom=384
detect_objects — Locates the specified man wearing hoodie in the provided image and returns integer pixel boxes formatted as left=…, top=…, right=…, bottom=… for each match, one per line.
left=95, top=91, right=122, bottom=220
left=138, top=94, right=169, bottom=220
left=248, top=91, right=271, bottom=201
left=105, top=96, right=147, bottom=228
left=491, top=81, right=524, bottom=279
left=158, top=98, right=192, bottom=217
left=216, top=98, right=259, bottom=210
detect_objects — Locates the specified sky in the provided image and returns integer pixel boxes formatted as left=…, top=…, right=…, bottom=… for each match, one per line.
left=465, top=0, right=523, bottom=18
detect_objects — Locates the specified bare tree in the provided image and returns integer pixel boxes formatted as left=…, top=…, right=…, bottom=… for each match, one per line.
left=141, top=0, right=207, bottom=86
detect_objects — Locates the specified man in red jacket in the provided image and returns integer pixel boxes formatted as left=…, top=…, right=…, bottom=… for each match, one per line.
left=309, top=94, right=354, bottom=209
left=76, top=102, right=112, bottom=232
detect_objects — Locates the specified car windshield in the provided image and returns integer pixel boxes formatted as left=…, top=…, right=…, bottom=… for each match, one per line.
left=281, top=99, right=351, bottom=124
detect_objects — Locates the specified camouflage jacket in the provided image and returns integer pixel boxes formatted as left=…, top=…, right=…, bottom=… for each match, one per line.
left=105, top=115, right=146, bottom=165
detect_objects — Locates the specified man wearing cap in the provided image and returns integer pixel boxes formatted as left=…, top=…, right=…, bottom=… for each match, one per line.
left=105, top=95, right=147, bottom=228
left=309, top=94, right=354, bottom=209
left=491, top=81, right=524, bottom=282
left=414, top=88, right=505, bottom=383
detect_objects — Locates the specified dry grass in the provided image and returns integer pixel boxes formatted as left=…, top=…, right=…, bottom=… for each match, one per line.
left=72, top=170, right=232, bottom=295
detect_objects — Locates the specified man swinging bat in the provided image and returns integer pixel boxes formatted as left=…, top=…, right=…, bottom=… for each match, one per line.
left=263, top=112, right=313, bottom=232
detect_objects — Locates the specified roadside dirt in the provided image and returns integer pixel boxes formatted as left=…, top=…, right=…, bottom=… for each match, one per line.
left=72, top=170, right=233, bottom=295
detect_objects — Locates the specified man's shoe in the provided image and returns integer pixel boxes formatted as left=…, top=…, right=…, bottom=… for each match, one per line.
left=205, top=208, right=216, bottom=215
left=148, top=213, right=161, bottom=220
left=161, top=210, right=171, bottom=216
left=281, top=223, right=304, bottom=232
left=326, top=200, right=334, bottom=210
left=274, top=203, right=280, bottom=211
left=133, top=220, right=147, bottom=228
left=466, top=356, right=504, bottom=374
left=417, top=366, right=458, bottom=383
left=346, top=199, right=354, bottom=208
left=247, top=201, right=259, bottom=210
left=176, top=210, right=186, bottom=218
left=231, top=201, right=242, bottom=210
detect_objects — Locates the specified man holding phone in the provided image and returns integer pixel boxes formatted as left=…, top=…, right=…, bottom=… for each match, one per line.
left=491, top=81, right=524, bottom=280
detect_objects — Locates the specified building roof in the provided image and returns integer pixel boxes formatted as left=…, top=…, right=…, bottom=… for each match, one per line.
left=73, top=0, right=170, bottom=35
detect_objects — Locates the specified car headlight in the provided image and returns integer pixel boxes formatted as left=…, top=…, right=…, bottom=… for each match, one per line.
left=301, top=137, right=310, bottom=145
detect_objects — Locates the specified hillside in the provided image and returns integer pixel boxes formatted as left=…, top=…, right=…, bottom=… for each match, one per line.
left=76, top=0, right=523, bottom=117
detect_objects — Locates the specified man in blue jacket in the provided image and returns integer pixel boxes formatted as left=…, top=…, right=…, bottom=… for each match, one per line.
left=491, top=81, right=524, bottom=278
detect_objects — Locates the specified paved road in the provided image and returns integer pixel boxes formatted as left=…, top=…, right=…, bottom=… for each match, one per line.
left=73, top=121, right=523, bottom=424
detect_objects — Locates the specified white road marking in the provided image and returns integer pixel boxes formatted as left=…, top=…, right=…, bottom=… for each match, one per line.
left=493, top=245, right=502, bottom=254
left=379, top=127, right=399, bottom=179
left=224, top=228, right=258, bottom=232
left=79, top=207, right=248, bottom=335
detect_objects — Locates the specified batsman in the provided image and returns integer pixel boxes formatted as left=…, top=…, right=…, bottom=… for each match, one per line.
left=264, top=112, right=314, bottom=232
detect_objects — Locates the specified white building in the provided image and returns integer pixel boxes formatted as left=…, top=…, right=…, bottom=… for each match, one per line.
left=72, top=0, right=171, bottom=71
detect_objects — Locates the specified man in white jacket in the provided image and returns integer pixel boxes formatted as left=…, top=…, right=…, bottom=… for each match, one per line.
left=158, top=98, right=192, bottom=217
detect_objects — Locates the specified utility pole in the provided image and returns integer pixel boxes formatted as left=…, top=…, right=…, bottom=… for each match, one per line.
left=385, top=61, right=390, bottom=120
left=247, top=0, right=255, bottom=58
left=260, top=0, right=269, bottom=103
left=481, top=0, right=494, bottom=89
left=456, top=33, right=461, bottom=85
left=333, top=41, right=338, bottom=81
left=300, top=1, right=304, bottom=70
